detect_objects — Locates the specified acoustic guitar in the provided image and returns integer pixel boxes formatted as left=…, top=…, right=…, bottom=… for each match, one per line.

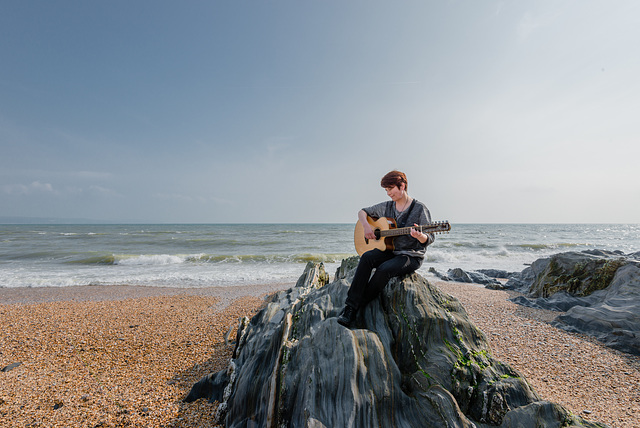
left=354, top=216, right=451, bottom=255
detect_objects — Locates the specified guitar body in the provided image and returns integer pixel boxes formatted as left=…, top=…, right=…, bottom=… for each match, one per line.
left=354, top=217, right=397, bottom=256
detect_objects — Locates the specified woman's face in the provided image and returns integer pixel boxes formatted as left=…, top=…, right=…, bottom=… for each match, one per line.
left=385, top=184, right=405, bottom=201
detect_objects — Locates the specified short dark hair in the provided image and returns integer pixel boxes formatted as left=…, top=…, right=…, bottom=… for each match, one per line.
left=380, top=170, right=408, bottom=191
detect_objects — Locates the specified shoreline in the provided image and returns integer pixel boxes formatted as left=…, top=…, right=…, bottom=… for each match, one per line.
left=1, top=281, right=638, bottom=427
left=0, top=282, right=294, bottom=306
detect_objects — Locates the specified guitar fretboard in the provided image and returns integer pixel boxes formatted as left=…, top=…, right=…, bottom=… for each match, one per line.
left=380, top=221, right=450, bottom=237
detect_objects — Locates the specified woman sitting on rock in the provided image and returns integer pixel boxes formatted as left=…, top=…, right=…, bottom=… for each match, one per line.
left=337, top=170, right=435, bottom=327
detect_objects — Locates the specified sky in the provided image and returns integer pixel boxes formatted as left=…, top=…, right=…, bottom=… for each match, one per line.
left=1, top=1, right=639, bottom=224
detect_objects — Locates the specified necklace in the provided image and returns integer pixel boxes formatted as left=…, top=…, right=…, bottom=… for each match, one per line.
left=396, top=195, right=411, bottom=213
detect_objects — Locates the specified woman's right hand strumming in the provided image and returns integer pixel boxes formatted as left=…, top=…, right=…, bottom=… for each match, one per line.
left=358, top=210, right=377, bottom=240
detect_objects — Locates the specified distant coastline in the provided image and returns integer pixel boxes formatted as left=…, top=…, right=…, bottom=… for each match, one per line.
left=0, top=216, right=151, bottom=225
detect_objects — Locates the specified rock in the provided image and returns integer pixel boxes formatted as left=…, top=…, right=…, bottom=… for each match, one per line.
left=186, top=261, right=604, bottom=427
left=553, top=263, right=640, bottom=355
left=334, top=255, right=360, bottom=280
left=428, top=266, right=450, bottom=281
left=527, top=251, right=627, bottom=298
left=484, top=281, right=507, bottom=291
left=477, top=269, right=515, bottom=279
left=428, top=267, right=502, bottom=287
left=1, top=362, right=21, bottom=372
left=500, top=401, right=597, bottom=427
left=510, top=291, right=586, bottom=312
left=506, top=250, right=640, bottom=355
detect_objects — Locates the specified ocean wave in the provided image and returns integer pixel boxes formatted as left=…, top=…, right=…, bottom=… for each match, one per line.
left=116, top=254, right=185, bottom=266
left=67, top=254, right=182, bottom=265
left=191, top=253, right=354, bottom=264
left=513, top=243, right=583, bottom=250
left=448, top=242, right=497, bottom=249
left=67, top=254, right=117, bottom=265
left=67, top=252, right=355, bottom=266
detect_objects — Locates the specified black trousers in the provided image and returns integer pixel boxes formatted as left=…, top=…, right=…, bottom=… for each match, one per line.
left=345, top=249, right=422, bottom=310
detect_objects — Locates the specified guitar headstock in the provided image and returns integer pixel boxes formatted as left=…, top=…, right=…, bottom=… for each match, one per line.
left=424, top=221, right=451, bottom=234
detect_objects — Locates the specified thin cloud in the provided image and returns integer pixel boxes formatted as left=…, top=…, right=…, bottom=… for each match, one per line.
left=1, top=181, right=55, bottom=195
left=517, top=11, right=559, bottom=40
left=87, top=185, right=122, bottom=198
left=154, top=193, right=232, bottom=205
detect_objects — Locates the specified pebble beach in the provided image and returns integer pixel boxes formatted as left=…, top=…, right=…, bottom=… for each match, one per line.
left=437, top=281, right=639, bottom=428
left=1, top=281, right=638, bottom=428
left=0, top=284, right=288, bottom=428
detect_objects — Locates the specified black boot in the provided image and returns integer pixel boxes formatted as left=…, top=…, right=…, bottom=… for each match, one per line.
left=337, top=305, right=357, bottom=327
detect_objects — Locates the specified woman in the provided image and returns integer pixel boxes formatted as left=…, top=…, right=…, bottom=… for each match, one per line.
left=337, top=170, right=435, bottom=327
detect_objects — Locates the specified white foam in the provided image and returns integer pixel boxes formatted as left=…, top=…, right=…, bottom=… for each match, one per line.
left=115, top=254, right=186, bottom=266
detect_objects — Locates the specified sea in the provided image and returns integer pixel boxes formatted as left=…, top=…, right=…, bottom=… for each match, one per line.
left=0, top=223, right=638, bottom=289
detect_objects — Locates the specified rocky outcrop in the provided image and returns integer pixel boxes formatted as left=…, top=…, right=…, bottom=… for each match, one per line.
left=506, top=250, right=640, bottom=355
left=476, top=269, right=514, bottom=280
left=186, top=258, right=605, bottom=427
left=428, top=267, right=503, bottom=288
left=516, top=250, right=628, bottom=299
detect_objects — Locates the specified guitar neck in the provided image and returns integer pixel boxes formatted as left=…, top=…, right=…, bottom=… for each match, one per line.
left=380, top=223, right=445, bottom=237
